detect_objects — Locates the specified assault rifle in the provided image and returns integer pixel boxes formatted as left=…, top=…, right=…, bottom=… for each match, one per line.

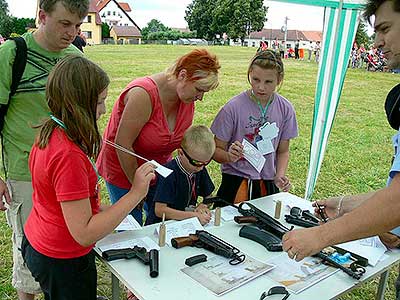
left=102, top=246, right=159, bottom=278
left=171, top=230, right=245, bottom=265
left=203, top=198, right=366, bottom=279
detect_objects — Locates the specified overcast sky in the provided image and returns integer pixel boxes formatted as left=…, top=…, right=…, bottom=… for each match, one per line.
left=6, top=0, right=327, bottom=30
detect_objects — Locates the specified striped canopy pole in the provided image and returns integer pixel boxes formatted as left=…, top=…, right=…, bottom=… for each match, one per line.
left=270, top=0, right=365, bottom=199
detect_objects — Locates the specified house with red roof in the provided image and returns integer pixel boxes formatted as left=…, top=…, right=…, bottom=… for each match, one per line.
left=243, top=28, right=322, bottom=51
left=94, top=0, right=142, bottom=44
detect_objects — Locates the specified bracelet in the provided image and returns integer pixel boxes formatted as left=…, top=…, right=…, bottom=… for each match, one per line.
left=337, top=195, right=345, bottom=217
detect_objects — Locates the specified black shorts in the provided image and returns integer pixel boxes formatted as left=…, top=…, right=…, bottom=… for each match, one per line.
left=216, top=173, right=279, bottom=206
left=22, top=236, right=97, bottom=300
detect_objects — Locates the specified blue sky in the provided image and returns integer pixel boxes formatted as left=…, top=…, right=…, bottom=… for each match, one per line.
left=6, top=0, right=326, bottom=31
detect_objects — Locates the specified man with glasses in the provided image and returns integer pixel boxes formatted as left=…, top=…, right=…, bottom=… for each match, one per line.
left=145, top=125, right=215, bottom=225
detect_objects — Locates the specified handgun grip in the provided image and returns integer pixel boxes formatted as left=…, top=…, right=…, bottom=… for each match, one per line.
left=102, top=249, right=131, bottom=261
left=171, top=235, right=199, bottom=248
left=234, top=216, right=258, bottom=224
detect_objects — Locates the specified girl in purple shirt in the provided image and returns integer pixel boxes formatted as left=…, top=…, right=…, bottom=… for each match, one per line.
left=211, top=49, right=298, bottom=204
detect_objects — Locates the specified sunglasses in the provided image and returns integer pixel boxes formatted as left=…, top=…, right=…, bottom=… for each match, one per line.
left=181, top=148, right=211, bottom=167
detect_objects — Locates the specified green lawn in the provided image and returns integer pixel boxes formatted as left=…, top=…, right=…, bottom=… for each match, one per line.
left=0, top=44, right=399, bottom=299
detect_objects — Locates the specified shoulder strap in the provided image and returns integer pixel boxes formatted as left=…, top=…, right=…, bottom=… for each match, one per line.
left=9, top=36, right=28, bottom=99
left=1, top=37, right=27, bottom=178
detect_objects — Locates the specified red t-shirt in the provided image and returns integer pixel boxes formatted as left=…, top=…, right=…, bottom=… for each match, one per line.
left=96, top=77, right=194, bottom=189
left=25, top=128, right=100, bottom=259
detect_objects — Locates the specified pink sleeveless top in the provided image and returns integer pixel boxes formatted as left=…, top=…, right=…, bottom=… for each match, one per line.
left=96, top=77, right=194, bottom=189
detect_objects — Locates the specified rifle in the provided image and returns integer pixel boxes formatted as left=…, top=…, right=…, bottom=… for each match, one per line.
left=204, top=198, right=366, bottom=279
left=171, top=230, right=245, bottom=265
left=102, top=246, right=159, bottom=278
left=234, top=202, right=292, bottom=239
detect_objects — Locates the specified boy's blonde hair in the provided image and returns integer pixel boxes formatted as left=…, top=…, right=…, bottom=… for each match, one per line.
left=181, top=125, right=215, bottom=157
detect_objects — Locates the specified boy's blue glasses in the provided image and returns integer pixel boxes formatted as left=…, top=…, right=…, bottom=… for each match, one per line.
left=181, top=148, right=211, bottom=167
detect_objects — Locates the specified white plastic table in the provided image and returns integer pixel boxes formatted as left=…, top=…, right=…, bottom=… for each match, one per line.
left=95, top=192, right=400, bottom=300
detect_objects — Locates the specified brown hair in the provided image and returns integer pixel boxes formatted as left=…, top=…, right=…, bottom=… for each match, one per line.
left=166, top=49, right=221, bottom=90
left=36, top=55, right=109, bottom=159
left=247, top=49, right=284, bottom=84
left=39, top=0, right=89, bottom=19
left=363, top=0, right=400, bottom=24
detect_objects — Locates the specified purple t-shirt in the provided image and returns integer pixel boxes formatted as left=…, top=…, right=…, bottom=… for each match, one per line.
left=211, top=91, right=298, bottom=180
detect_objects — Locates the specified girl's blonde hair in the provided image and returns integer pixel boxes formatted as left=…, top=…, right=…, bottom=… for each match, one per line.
left=247, top=49, right=285, bottom=84
left=166, top=49, right=221, bottom=91
left=36, top=55, right=109, bottom=159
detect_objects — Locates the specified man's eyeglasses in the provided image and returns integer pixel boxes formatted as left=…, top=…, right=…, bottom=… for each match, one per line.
left=181, top=148, right=211, bottom=167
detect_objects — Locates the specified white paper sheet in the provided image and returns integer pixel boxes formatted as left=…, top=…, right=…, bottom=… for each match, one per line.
left=336, top=236, right=387, bottom=266
left=97, top=236, right=160, bottom=253
left=115, top=215, right=142, bottom=231
left=266, top=253, right=338, bottom=294
left=182, top=255, right=275, bottom=296
left=150, top=160, right=173, bottom=178
left=242, top=139, right=266, bottom=173
left=154, top=217, right=204, bottom=246
left=220, top=205, right=241, bottom=221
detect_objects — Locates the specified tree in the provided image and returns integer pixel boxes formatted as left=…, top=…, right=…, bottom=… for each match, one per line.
left=102, top=22, right=110, bottom=39
left=185, top=0, right=267, bottom=43
left=213, top=0, right=267, bottom=44
left=355, top=21, right=369, bottom=46
left=0, top=0, right=13, bottom=38
left=141, top=19, right=169, bottom=40
left=11, top=17, right=35, bottom=35
left=185, top=0, right=217, bottom=40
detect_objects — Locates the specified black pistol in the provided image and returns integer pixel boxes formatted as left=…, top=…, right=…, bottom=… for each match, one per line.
left=102, top=246, right=159, bottom=278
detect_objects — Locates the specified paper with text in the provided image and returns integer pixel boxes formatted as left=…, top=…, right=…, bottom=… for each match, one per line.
left=97, top=236, right=160, bottom=253
left=154, top=217, right=204, bottom=246
left=242, top=139, right=266, bottom=173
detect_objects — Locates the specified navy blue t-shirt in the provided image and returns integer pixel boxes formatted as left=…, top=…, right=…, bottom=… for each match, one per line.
left=146, top=158, right=214, bottom=224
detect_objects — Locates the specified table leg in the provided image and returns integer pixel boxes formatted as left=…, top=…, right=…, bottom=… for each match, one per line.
left=375, top=270, right=389, bottom=300
left=111, top=273, right=120, bottom=300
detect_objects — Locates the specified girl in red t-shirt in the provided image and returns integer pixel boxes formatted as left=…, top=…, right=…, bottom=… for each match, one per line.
left=22, top=55, right=155, bottom=300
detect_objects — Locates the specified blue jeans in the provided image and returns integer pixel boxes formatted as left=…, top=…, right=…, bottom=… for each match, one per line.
left=105, top=181, right=147, bottom=225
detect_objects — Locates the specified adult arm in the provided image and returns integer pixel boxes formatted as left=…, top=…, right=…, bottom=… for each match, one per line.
left=115, top=88, right=152, bottom=183
left=274, top=140, right=291, bottom=191
left=313, top=191, right=376, bottom=220
left=213, top=137, right=243, bottom=164
left=283, top=173, right=400, bottom=261
left=0, top=178, right=11, bottom=211
left=61, top=162, right=155, bottom=247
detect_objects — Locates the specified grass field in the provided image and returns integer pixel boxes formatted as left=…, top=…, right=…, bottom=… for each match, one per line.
left=1, top=44, right=399, bottom=299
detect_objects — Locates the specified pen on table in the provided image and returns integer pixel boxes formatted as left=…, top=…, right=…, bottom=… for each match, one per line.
left=315, top=202, right=328, bottom=223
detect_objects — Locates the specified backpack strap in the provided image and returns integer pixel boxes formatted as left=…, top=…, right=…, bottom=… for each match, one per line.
left=9, top=36, right=28, bottom=99
left=1, top=36, right=28, bottom=179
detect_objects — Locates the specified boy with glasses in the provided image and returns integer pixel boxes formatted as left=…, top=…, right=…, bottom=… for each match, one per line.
left=146, top=125, right=215, bottom=225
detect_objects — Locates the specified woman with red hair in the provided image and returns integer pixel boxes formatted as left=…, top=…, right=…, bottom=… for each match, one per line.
left=96, top=49, right=220, bottom=225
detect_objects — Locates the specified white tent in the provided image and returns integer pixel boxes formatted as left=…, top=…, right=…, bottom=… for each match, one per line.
left=271, top=0, right=366, bottom=199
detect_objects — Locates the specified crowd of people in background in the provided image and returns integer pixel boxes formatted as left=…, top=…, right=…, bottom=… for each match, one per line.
left=259, top=39, right=321, bottom=62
